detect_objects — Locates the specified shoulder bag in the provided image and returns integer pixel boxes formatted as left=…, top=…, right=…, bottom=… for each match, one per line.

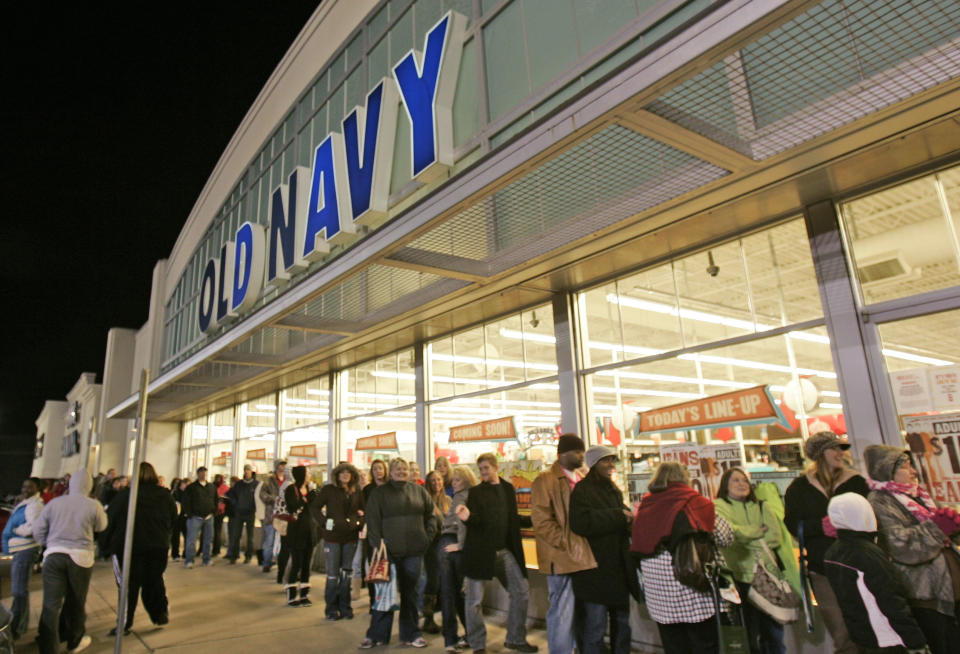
left=748, top=540, right=800, bottom=624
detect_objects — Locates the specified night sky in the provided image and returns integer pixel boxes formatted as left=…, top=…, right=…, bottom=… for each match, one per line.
left=1, top=3, right=322, bottom=458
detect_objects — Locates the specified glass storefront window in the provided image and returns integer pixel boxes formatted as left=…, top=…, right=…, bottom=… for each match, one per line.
left=342, top=350, right=415, bottom=418
left=237, top=436, right=275, bottom=477
left=242, top=392, right=277, bottom=439
left=430, top=384, right=562, bottom=470
left=281, top=377, right=330, bottom=430
left=878, top=308, right=960, bottom=415
left=842, top=165, right=960, bottom=305
left=342, top=413, right=417, bottom=472
left=585, top=325, right=840, bottom=460
left=428, top=304, right=557, bottom=400
left=187, top=417, right=208, bottom=446
left=580, top=218, right=823, bottom=369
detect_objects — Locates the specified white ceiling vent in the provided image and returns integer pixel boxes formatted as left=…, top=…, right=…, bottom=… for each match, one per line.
left=856, top=250, right=915, bottom=284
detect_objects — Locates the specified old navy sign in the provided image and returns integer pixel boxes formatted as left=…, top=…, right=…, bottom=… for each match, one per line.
left=198, top=11, right=467, bottom=333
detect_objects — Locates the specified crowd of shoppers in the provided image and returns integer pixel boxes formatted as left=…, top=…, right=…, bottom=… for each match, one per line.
left=9, top=427, right=959, bottom=654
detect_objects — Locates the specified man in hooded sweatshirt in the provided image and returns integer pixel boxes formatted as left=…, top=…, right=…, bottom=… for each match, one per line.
left=33, top=470, right=108, bottom=654
left=823, top=492, right=929, bottom=653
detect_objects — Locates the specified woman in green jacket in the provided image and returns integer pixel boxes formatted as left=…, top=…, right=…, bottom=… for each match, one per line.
left=714, top=467, right=786, bottom=654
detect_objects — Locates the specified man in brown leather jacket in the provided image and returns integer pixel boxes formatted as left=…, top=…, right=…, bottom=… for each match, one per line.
left=530, top=434, right=597, bottom=654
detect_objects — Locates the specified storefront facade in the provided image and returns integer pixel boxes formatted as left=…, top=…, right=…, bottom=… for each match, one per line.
left=58, top=0, right=960, bottom=650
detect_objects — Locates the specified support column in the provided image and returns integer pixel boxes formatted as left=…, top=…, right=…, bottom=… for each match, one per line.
left=553, top=292, right=583, bottom=437
left=804, top=201, right=900, bottom=458
left=328, top=371, right=339, bottom=469
left=415, top=343, right=430, bottom=470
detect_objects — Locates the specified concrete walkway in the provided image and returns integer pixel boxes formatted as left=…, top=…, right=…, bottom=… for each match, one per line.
left=5, top=558, right=549, bottom=653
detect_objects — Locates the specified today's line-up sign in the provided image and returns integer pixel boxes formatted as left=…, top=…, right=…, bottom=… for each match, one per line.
left=197, top=12, right=468, bottom=334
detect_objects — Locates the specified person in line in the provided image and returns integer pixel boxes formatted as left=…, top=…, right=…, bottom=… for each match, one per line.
left=530, top=434, right=596, bottom=654
left=258, top=459, right=286, bottom=573
left=362, top=459, right=389, bottom=606
left=101, top=462, right=177, bottom=635
left=226, top=464, right=258, bottom=564
left=784, top=432, right=868, bottom=654
left=457, top=453, right=538, bottom=654
left=314, top=462, right=364, bottom=620
left=863, top=444, right=960, bottom=654
left=170, top=478, right=188, bottom=561
left=714, top=467, right=787, bottom=654
left=410, top=461, right=425, bottom=486
left=823, top=492, right=930, bottom=653
left=34, top=471, right=108, bottom=654
left=97, top=469, right=118, bottom=506
left=422, top=470, right=449, bottom=634
left=283, top=465, right=316, bottom=607
left=438, top=466, right=476, bottom=653
left=631, top=461, right=735, bottom=654
left=361, top=458, right=436, bottom=649
left=1, top=477, right=44, bottom=641
left=182, top=467, right=218, bottom=568
left=569, top=445, right=639, bottom=654
left=434, top=456, right=455, bottom=497
left=211, top=474, right=228, bottom=557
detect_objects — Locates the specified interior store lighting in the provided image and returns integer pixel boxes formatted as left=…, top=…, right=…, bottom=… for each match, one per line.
left=255, top=404, right=277, bottom=410
left=306, top=389, right=331, bottom=395
left=284, top=398, right=323, bottom=405
left=678, top=353, right=837, bottom=379
left=594, top=368, right=754, bottom=389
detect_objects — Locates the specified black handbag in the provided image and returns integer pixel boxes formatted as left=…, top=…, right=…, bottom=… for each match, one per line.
left=673, top=531, right=716, bottom=592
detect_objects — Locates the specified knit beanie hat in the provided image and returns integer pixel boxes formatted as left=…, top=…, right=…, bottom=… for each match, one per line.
left=828, top=492, right=877, bottom=533
left=585, top=444, right=617, bottom=470
left=557, top=433, right=586, bottom=455
left=804, top=431, right=850, bottom=461
left=863, top=444, right=909, bottom=482
left=292, top=465, right=307, bottom=486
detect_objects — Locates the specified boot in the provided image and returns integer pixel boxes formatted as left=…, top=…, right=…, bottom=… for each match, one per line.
left=285, top=584, right=299, bottom=607
left=298, top=584, right=312, bottom=607
left=421, top=594, right=440, bottom=634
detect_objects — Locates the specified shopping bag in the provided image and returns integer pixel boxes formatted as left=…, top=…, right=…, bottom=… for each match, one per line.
left=372, top=564, right=400, bottom=612
left=748, top=541, right=800, bottom=624
left=365, top=541, right=391, bottom=583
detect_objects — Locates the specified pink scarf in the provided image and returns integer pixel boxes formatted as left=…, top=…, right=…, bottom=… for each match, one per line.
left=868, top=479, right=937, bottom=522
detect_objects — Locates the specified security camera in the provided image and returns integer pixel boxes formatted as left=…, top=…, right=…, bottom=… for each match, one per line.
left=706, top=251, right=720, bottom=277
left=529, top=310, right=540, bottom=329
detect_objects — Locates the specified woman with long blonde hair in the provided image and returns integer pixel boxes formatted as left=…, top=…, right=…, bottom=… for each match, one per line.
left=436, top=465, right=477, bottom=651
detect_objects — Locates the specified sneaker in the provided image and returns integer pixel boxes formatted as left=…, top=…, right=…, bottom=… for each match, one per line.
left=504, top=643, right=538, bottom=653
left=446, top=647, right=457, bottom=653
left=184, top=562, right=194, bottom=569
left=455, top=638, right=469, bottom=650
left=298, top=598, right=313, bottom=607
left=358, top=639, right=384, bottom=649
left=108, top=627, right=131, bottom=636
left=68, top=635, right=93, bottom=653
left=403, top=638, right=428, bottom=648
left=326, top=613, right=341, bottom=621
left=201, top=561, right=213, bottom=567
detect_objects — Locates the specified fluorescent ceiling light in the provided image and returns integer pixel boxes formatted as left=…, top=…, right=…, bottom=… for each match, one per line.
left=880, top=349, right=952, bottom=366
left=284, top=398, right=322, bottom=406
left=818, top=402, right=844, bottom=410
left=592, top=385, right=704, bottom=399
left=594, top=369, right=753, bottom=389
left=245, top=411, right=275, bottom=417
left=499, top=328, right=556, bottom=344
left=431, top=352, right=558, bottom=373
left=255, top=404, right=277, bottom=410
left=306, top=389, right=330, bottom=396
left=678, top=353, right=837, bottom=379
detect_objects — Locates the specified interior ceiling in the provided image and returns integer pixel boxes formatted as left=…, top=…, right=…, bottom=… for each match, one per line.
left=125, top=0, right=960, bottom=424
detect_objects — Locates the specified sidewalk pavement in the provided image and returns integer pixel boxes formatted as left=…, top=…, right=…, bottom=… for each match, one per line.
left=4, top=557, right=549, bottom=654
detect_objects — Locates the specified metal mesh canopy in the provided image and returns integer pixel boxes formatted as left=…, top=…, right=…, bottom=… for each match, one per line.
left=647, top=0, right=960, bottom=160
left=401, top=124, right=730, bottom=276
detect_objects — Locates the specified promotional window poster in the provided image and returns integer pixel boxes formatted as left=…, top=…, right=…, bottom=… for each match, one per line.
left=901, top=413, right=960, bottom=505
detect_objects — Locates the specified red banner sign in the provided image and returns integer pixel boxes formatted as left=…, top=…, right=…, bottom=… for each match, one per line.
left=288, top=444, right=317, bottom=458
left=246, top=448, right=267, bottom=460
left=638, top=386, right=789, bottom=434
left=449, top=417, right=516, bottom=443
left=355, top=432, right=398, bottom=451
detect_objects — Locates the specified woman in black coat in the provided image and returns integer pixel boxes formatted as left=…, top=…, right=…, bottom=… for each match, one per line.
left=569, top=446, right=639, bottom=654
left=283, top=465, right=317, bottom=607
left=102, top=462, right=178, bottom=635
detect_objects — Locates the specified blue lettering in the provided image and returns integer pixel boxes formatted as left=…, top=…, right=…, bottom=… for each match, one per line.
left=303, top=133, right=353, bottom=261
left=198, top=257, right=218, bottom=333
left=266, top=167, right=309, bottom=288
left=215, top=243, right=233, bottom=324
left=230, top=222, right=266, bottom=315
left=393, top=12, right=465, bottom=181
left=342, top=80, right=398, bottom=224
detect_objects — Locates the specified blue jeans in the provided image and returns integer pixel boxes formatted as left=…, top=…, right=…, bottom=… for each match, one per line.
left=323, top=541, right=358, bottom=618
left=736, top=581, right=786, bottom=654
left=366, top=554, right=422, bottom=644
left=546, top=573, right=581, bottom=654
left=438, top=536, right=466, bottom=647
left=9, top=548, right=37, bottom=639
left=185, top=515, right=213, bottom=565
left=261, top=522, right=276, bottom=567
left=465, top=549, right=529, bottom=649
left=582, top=601, right=630, bottom=654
